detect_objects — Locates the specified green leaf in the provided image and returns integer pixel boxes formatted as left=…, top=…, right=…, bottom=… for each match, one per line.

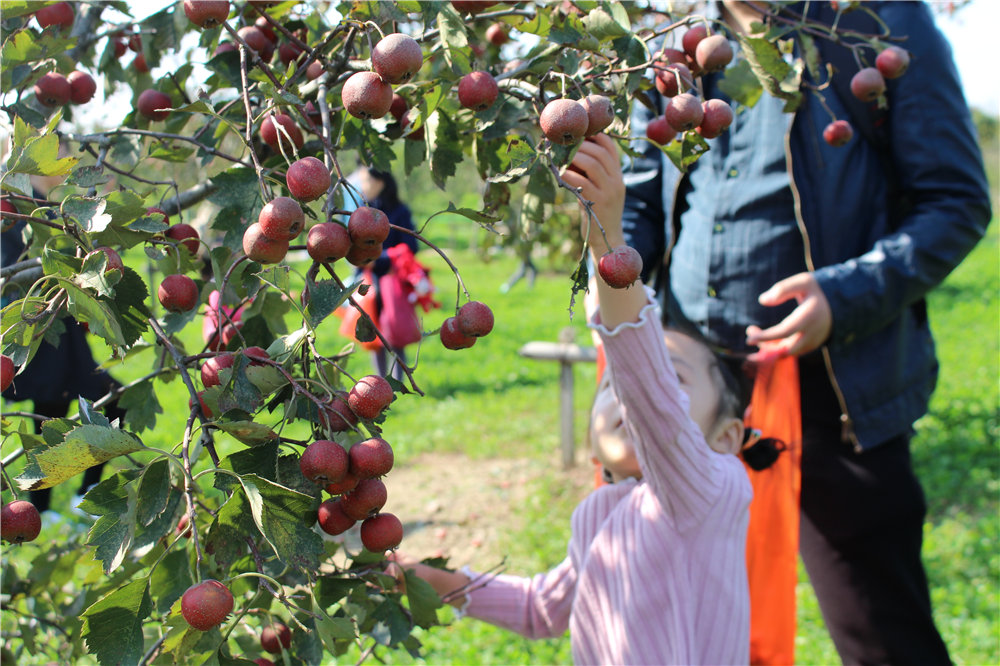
left=436, top=5, right=471, bottom=74
left=81, top=578, right=152, bottom=666
left=15, top=423, right=143, bottom=491
left=522, top=164, right=554, bottom=225
left=428, top=111, right=461, bottom=189
left=205, top=490, right=255, bottom=569
left=62, top=195, right=113, bottom=233
left=305, top=279, right=352, bottom=327
left=67, top=165, right=112, bottom=188
left=214, top=419, right=279, bottom=446
left=369, top=598, right=411, bottom=646
left=487, top=135, right=536, bottom=183
left=239, top=474, right=323, bottom=570
left=209, top=167, right=264, bottom=223
left=663, top=131, right=711, bottom=172
left=316, top=577, right=364, bottom=609
left=149, top=549, right=194, bottom=616
left=136, top=458, right=171, bottom=527
left=737, top=34, right=803, bottom=111
left=64, top=282, right=127, bottom=349
left=0, top=1, right=41, bottom=19
left=106, top=266, right=152, bottom=347
left=717, top=59, right=764, bottom=108
left=83, top=472, right=139, bottom=573
left=404, top=569, right=443, bottom=628
left=149, top=142, right=196, bottom=163
left=102, top=189, right=148, bottom=226
left=5, top=118, right=77, bottom=178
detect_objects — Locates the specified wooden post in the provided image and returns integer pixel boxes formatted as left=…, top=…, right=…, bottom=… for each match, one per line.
left=517, top=336, right=598, bottom=469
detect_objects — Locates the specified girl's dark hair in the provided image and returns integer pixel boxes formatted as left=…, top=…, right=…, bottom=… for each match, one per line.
left=367, top=168, right=399, bottom=210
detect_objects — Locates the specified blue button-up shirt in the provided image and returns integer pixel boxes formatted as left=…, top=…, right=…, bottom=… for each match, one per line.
left=670, top=79, right=807, bottom=353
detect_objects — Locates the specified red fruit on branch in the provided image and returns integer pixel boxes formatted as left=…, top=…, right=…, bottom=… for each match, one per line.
left=244, top=346, right=270, bottom=364
left=341, top=71, right=393, bottom=119
left=137, top=89, right=172, bottom=121
left=360, top=512, right=403, bottom=552
left=189, top=391, right=214, bottom=419
left=457, top=71, right=499, bottom=111
left=258, top=197, right=304, bottom=241
left=645, top=116, right=677, bottom=146
left=183, top=0, right=230, bottom=29
left=348, top=375, right=394, bottom=420
left=300, top=440, right=349, bottom=485
left=307, top=222, right=351, bottom=263
left=1, top=501, right=42, bottom=544
left=681, top=24, right=709, bottom=59
left=695, top=34, right=733, bottom=73
left=539, top=98, right=589, bottom=145
left=850, top=67, right=886, bottom=102
left=823, top=119, right=854, bottom=147
left=35, top=2, right=74, bottom=30
left=318, top=391, right=358, bottom=432
left=486, top=22, right=509, bottom=46
left=876, top=45, right=910, bottom=80
left=580, top=94, right=615, bottom=137
left=348, top=206, right=390, bottom=247
left=286, top=156, right=331, bottom=202
left=340, top=478, right=388, bottom=520
left=349, top=437, right=394, bottom=478
left=371, top=33, right=423, bottom=85
left=654, top=62, right=693, bottom=98
left=598, top=245, right=643, bottom=289
left=1, top=355, right=14, bottom=393
left=260, top=622, right=292, bottom=654
left=260, top=113, right=303, bottom=151
left=68, top=71, right=97, bottom=104
left=440, top=316, right=477, bottom=349
left=278, top=41, right=304, bottom=66
left=389, top=93, right=409, bottom=123
left=317, top=498, right=356, bottom=535
left=158, top=274, right=199, bottom=312
left=34, top=72, right=71, bottom=107
left=457, top=301, right=494, bottom=337
left=346, top=242, right=382, bottom=267
left=664, top=93, right=704, bottom=132
left=325, top=472, right=359, bottom=497
left=237, top=26, right=275, bottom=61
left=201, top=353, right=235, bottom=388
left=165, top=223, right=200, bottom=254
left=243, top=222, right=289, bottom=264
left=254, top=16, right=278, bottom=44
left=181, top=580, right=233, bottom=631
left=696, top=99, right=734, bottom=139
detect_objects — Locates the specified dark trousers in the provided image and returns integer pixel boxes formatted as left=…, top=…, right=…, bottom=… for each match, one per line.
left=798, top=358, right=951, bottom=665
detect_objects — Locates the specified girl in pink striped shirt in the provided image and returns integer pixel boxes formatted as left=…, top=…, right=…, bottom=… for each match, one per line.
left=395, top=134, right=753, bottom=665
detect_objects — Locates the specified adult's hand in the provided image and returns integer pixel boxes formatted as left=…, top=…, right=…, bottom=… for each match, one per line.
left=745, top=272, right=832, bottom=362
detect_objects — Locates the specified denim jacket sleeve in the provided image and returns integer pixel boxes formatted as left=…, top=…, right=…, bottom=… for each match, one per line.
left=810, top=2, right=992, bottom=346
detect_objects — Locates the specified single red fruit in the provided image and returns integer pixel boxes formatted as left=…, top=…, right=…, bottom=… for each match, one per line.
left=823, top=119, right=854, bottom=147
left=258, top=197, right=304, bottom=241
left=254, top=16, right=278, bottom=45
left=244, top=346, right=270, bottom=364
left=1, top=501, right=42, bottom=544
left=67, top=71, right=97, bottom=104
left=300, top=440, right=349, bottom=485
left=695, top=34, right=733, bottom=73
left=158, top=274, right=199, bottom=312
left=452, top=1, right=497, bottom=14
left=348, top=206, right=390, bottom=247
left=348, top=437, right=394, bottom=478
left=165, top=223, right=200, bottom=254
left=664, top=93, right=704, bottom=132
left=286, top=156, right=331, bottom=202
left=654, top=62, right=693, bottom=98
left=324, top=472, right=359, bottom=496
left=340, top=477, right=388, bottom=521
left=316, top=498, right=356, bottom=535
left=278, top=41, right=304, bottom=66
left=598, top=245, right=643, bottom=289
left=696, top=99, right=734, bottom=139
left=348, top=375, right=394, bottom=420
left=35, top=2, right=74, bottom=30
left=132, top=53, right=149, bottom=74
left=128, top=33, right=143, bottom=53
left=260, top=622, right=292, bottom=654
left=183, top=0, right=229, bottom=29
left=237, top=26, right=275, bottom=62
left=318, top=391, right=358, bottom=432
left=850, top=67, right=886, bottom=102
left=260, top=113, right=304, bottom=152
left=307, top=222, right=351, bottom=263
left=371, top=33, right=423, bottom=85
left=440, top=316, right=476, bottom=350
left=360, top=512, right=403, bottom=552
left=1, top=355, right=15, bottom=393
left=176, top=513, right=193, bottom=538
left=457, top=301, right=493, bottom=337
left=580, top=94, right=615, bottom=137
left=201, top=353, right=235, bottom=388
left=539, top=98, right=589, bottom=146
left=875, top=45, right=910, bottom=80
left=137, top=89, right=172, bottom=121
left=306, top=60, right=325, bottom=81
left=112, top=38, right=128, bottom=58
left=341, top=71, right=394, bottom=120
left=646, top=116, right=677, bottom=146
left=457, top=71, right=499, bottom=111
left=486, top=23, right=509, bottom=46
left=33, top=72, right=71, bottom=107
left=87, top=247, right=124, bottom=273
left=345, top=242, right=383, bottom=268
left=181, top=579, right=234, bottom=631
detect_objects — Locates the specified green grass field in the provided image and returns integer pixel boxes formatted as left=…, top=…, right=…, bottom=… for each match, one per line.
left=7, top=162, right=997, bottom=664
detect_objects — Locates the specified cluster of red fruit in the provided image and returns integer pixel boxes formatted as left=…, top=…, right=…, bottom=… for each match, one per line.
left=28, top=3, right=97, bottom=109
left=823, top=45, right=910, bottom=147
left=646, top=25, right=737, bottom=146
left=538, top=94, right=616, bottom=146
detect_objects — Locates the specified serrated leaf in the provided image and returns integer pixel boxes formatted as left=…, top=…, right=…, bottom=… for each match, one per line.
left=488, top=135, right=536, bottom=183
left=737, top=34, right=803, bottom=111
left=148, top=142, right=196, bottom=163
left=5, top=124, right=77, bottom=178
left=404, top=569, right=443, bottom=628
left=436, top=6, right=470, bottom=73
left=205, top=490, right=256, bottom=569
left=428, top=111, right=461, bottom=189
left=663, top=131, right=711, bottom=172
left=370, top=599, right=411, bottom=646
left=717, top=59, right=764, bottom=108
left=136, top=458, right=170, bottom=527
left=305, top=279, right=352, bottom=327
left=85, top=476, right=138, bottom=573
left=103, top=189, right=147, bottom=225
left=75, top=250, right=121, bottom=297
left=81, top=578, right=152, bottom=666
left=215, top=419, right=278, bottom=446
left=67, top=165, right=111, bottom=188
left=16, top=424, right=143, bottom=491
left=240, top=474, right=323, bottom=570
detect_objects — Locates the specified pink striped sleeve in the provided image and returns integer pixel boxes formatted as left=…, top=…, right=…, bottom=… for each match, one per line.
left=463, top=558, right=576, bottom=639
left=591, top=290, right=727, bottom=526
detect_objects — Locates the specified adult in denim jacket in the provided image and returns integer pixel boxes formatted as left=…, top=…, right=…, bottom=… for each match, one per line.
left=622, top=2, right=991, bottom=662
